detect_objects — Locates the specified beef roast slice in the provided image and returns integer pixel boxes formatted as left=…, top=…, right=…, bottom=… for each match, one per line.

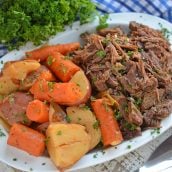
left=153, top=99, right=172, bottom=119
left=120, top=120, right=142, bottom=140
left=165, top=82, right=172, bottom=99
left=126, top=102, right=143, bottom=126
left=143, top=99, right=172, bottom=127
left=98, top=27, right=124, bottom=37
left=118, top=60, right=158, bottom=97
left=114, top=96, right=143, bottom=126
left=114, top=95, right=128, bottom=117
left=141, top=88, right=165, bottom=111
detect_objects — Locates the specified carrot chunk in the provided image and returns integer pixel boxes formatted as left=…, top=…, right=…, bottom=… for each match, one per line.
left=30, top=80, right=82, bottom=105
left=49, top=82, right=82, bottom=105
left=26, top=42, right=80, bottom=62
left=91, top=99, right=123, bottom=147
left=38, top=70, right=56, bottom=81
left=7, top=123, right=45, bottom=156
left=46, top=52, right=80, bottom=82
left=30, top=80, right=51, bottom=101
left=26, top=100, right=49, bottom=123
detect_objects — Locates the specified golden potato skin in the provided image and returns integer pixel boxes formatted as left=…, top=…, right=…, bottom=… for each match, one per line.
left=66, top=106, right=101, bottom=150
left=69, top=70, right=91, bottom=105
left=46, top=123, right=91, bottom=169
left=0, top=76, right=19, bottom=95
left=3, top=60, right=40, bottom=80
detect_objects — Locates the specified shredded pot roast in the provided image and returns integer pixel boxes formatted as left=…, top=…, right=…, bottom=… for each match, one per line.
left=73, top=22, right=172, bottom=139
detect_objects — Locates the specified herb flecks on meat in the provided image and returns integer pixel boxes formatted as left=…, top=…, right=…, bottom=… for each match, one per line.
left=73, top=22, right=172, bottom=140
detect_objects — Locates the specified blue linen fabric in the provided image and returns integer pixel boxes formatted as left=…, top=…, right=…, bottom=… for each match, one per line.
left=1, top=0, right=172, bottom=58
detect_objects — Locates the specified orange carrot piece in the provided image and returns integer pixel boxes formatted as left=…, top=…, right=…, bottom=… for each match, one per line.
left=30, top=80, right=82, bottom=105
left=46, top=52, right=80, bottom=82
left=30, top=80, right=51, bottom=101
left=49, top=82, right=82, bottom=105
left=7, top=123, right=45, bottom=156
left=26, top=42, right=80, bottom=62
left=26, top=100, right=49, bottom=123
left=91, top=99, right=123, bottom=147
left=38, top=70, right=55, bottom=81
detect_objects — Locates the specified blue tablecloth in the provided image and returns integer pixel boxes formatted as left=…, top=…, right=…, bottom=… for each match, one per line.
left=1, top=0, right=172, bottom=57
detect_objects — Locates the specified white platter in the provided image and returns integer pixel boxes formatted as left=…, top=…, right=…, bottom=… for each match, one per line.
left=0, top=13, right=172, bottom=172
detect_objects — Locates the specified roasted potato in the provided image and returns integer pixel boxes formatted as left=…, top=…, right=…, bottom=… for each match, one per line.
left=0, top=76, right=19, bottom=95
left=69, top=70, right=91, bottom=105
left=46, top=123, right=91, bottom=169
left=3, top=60, right=40, bottom=80
left=66, top=106, right=101, bottom=150
left=19, top=65, right=55, bottom=90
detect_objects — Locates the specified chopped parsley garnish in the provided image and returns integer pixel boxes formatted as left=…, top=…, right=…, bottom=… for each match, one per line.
left=138, top=48, right=143, bottom=52
left=44, top=136, right=50, bottom=145
left=57, top=130, right=62, bottom=136
left=59, top=63, right=68, bottom=74
left=118, top=69, right=126, bottom=75
left=63, top=56, right=71, bottom=60
left=92, top=76, right=97, bottom=83
left=96, top=14, right=109, bottom=30
left=127, top=51, right=134, bottom=57
left=78, top=117, right=82, bottom=121
left=66, top=115, right=71, bottom=123
left=100, top=150, right=106, bottom=155
left=96, top=50, right=106, bottom=58
left=124, top=38, right=129, bottom=44
left=93, top=120, right=99, bottom=129
left=47, top=56, right=55, bottom=66
left=81, top=105, right=90, bottom=110
left=159, top=23, right=172, bottom=39
left=124, top=122, right=137, bottom=131
left=22, top=117, right=29, bottom=125
left=150, top=128, right=161, bottom=135
left=48, top=82, right=55, bottom=91
left=93, top=152, right=98, bottom=158
left=0, top=60, right=3, bottom=64
left=0, top=129, right=5, bottom=137
left=0, top=95, right=4, bottom=101
left=124, top=106, right=129, bottom=113
left=114, top=110, right=122, bottom=120
left=134, top=97, right=142, bottom=108
left=76, top=83, right=80, bottom=87
left=103, top=102, right=110, bottom=112
left=127, top=145, right=131, bottom=149
left=102, top=38, right=110, bottom=45
left=13, top=158, right=17, bottom=161
left=115, top=38, right=121, bottom=43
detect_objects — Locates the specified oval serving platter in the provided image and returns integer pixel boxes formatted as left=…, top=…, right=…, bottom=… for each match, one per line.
left=0, top=13, right=172, bottom=172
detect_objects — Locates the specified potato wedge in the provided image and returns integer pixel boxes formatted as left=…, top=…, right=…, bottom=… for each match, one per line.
left=46, top=123, right=90, bottom=169
left=3, top=60, right=40, bottom=80
left=0, top=76, right=19, bottom=95
left=66, top=106, right=101, bottom=150
left=19, top=65, right=55, bottom=91
left=69, top=70, right=91, bottom=105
